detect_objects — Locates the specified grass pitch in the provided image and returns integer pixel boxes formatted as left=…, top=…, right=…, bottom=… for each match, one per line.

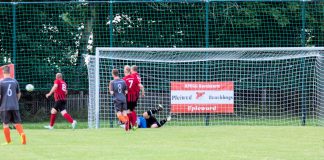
left=0, top=126, right=323, bottom=160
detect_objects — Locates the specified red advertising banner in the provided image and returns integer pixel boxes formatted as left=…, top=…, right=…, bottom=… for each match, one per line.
left=0, top=64, right=15, bottom=80
left=171, top=81, right=234, bottom=91
left=170, top=82, right=234, bottom=113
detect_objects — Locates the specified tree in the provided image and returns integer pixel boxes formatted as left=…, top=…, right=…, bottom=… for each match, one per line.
left=14, top=2, right=92, bottom=90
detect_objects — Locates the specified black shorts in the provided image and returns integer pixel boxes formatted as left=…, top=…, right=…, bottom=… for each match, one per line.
left=54, top=100, right=66, bottom=112
left=114, top=100, right=127, bottom=112
left=0, top=110, right=22, bottom=124
left=127, top=101, right=137, bottom=111
left=146, top=116, right=158, bottom=128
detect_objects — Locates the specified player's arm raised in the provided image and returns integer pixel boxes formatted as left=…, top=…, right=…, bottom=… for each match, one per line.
left=46, top=84, right=58, bottom=98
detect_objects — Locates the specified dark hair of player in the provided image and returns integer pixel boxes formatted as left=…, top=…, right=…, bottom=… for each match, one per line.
left=112, top=69, right=119, bottom=76
left=2, top=65, right=10, bottom=74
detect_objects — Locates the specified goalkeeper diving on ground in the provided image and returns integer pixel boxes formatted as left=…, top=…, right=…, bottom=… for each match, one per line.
left=120, top=104, right=172, bottom=129
left=138, top=104, right=172, bottom=128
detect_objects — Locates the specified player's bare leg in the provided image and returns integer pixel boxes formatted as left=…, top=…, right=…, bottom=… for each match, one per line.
left=150, top=124, right=159, bottom=128
left=150, top=115, right=171, bottom=128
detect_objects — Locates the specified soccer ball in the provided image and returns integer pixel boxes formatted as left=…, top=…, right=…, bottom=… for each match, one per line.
left=25, top=84, right=34, bottom=92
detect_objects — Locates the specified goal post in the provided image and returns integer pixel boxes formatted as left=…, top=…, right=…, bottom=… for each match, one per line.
left=87, top=47, right=324, bottom=128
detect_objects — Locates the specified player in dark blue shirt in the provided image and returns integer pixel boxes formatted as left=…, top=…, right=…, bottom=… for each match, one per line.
left=109, top=69, right=130, bottom=131
left=0, top=65, right=26, bottom=145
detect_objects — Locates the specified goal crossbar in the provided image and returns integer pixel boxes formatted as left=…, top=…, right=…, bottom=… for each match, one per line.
left=96, top=47, right=324, bottom=52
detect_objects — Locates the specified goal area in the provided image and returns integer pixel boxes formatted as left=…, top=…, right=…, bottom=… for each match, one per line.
left=87, top=47, right=324, bottom=128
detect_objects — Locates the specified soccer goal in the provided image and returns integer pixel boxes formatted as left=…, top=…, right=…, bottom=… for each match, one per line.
left=87, top=47, right=324, bottom=128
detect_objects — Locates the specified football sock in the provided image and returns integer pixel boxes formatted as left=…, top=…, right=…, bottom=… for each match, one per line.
left=15, top=124, right=24, bottom=135
left=50, top=114, right=57, bottom=127
left=158, top=119, right=167, bottom=127
left=117, top=114, right=128, bottom=123
left=21, top=133, right=26, bottom=145
left=63, top=113, right=74, bottom=123
left=127, top=113, right=132, bottom=124
left=3, top=127, right=11, bottom=143
left=124, top=116, right=130, bottom=131
left=15, top=124, right=26, bottom=145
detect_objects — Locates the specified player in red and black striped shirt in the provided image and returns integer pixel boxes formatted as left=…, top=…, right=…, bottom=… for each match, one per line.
left=123, top=65, right=144, bottom=129
left=44, top=73, right=77, bottom=129
left=130, top=65, right=144, bottom=97
left=123, top=65, right=140, bottom=104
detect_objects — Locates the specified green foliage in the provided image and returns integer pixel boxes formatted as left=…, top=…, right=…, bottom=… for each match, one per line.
left=0, top=1, right=324, bottom=91
left=0, top=4, right=12, bottom=64
left=15, top=3, right=90, bottom=90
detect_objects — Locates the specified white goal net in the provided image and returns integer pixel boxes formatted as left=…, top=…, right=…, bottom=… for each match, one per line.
left=87, top=47, right=324, bottom=128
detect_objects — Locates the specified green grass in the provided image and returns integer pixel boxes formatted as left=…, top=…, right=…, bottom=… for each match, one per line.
left=22, top=118, right=321, bottom=130
left=0, top=126, right=323, bottom=160
left=22, top=121, right=89, bottom=129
